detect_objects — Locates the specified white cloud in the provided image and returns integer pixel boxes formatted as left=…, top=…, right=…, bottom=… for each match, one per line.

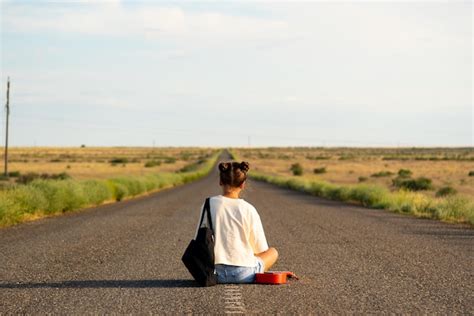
left=1, top=2, right=471, bottom=146
left=2, top=3, right=289, bottom=41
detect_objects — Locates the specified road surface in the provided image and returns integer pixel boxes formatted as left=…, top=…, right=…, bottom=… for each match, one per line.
left=1, top=153, right=472, bottom=314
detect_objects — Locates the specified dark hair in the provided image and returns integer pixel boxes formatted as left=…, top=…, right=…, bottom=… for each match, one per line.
left=218, top=161, right=249, bottom=187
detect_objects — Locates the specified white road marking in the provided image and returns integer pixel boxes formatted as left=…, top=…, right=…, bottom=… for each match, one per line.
left=223, top=284, right=246, bottom=314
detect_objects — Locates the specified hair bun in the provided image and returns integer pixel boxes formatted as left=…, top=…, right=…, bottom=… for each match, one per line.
left=218, top=162, right=231, bottom=172
left=240, top=161, right=250, bottom=172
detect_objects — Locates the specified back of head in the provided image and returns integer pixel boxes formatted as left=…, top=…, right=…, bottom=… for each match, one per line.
left=218, top=161, right=250, bottom=187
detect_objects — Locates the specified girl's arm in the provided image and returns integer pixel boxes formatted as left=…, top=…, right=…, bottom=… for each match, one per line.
left=249, top=209, right=269, bottom=254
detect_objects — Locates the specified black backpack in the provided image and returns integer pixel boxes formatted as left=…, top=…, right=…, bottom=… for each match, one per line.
left=181, top=198, right=217, bottom=286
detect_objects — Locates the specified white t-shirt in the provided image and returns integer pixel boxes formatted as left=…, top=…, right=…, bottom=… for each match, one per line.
left=194, top=195, right=269, bottom=267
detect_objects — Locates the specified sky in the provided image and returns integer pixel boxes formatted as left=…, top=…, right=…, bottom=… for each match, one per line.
left=0, top=0, right=472, bottom=147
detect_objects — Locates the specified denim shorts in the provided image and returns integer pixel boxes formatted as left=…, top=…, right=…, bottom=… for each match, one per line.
left=215, top=257, right=265, bottom=284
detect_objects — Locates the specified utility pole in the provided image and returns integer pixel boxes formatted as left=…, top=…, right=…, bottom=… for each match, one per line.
left=4, top=77, right=10, bottom=177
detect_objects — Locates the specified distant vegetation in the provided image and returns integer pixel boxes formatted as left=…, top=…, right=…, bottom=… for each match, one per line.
left=371, top=171, right=394, bottom=178
left=0, top=149, right=221, bottom=227
left=178, top=159, right=205, bottom=173
left=2, top=147, right=211, bottom=182
left=392, top=177, right=433, bottom=191
left=383, top=156, right=474, bottom=161
left=338, top=154, right=356, bottom=160
left=16, top=172, right=71, bottom=185
left=290, top=163, right=303, bottom=176
left=436, top=186, right=457, bottom=197
left=358, top=176, right=368, bottom=182
left=109, top=157, right=128, bottom=165
left=239, top=147, right=474, bottom=162
left=398, top=169, right=412, bottom=177
left=230, top=148, right=474, bottom=226
left=306, top=155, right=331, bottom=160
left=248, top=172, right=473, bottom=226
left=7, top=171, right=21, bottom=177
left=144, top=160, right=161, bottom=168
left=164, top=157, right=177, bottom=164
left=313, top=167, right=327, bottom=174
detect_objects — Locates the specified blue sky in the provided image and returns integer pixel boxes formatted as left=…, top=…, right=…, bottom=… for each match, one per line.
left=0, top=0, right=472, bottom=147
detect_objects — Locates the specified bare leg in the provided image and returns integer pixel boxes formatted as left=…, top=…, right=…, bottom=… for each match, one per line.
left=256, top=247, right=278, bottom=272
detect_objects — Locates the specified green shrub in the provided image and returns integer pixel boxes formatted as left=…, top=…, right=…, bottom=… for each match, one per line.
left=109, top=157, right=128, bottom=165
left=179, top=162, right=201, bottom=173
left=50, top=172, right=71, bottom=180
left=157, top=173, right=183, bottom=188
left=393, top=177, right=433, bottom=191
left=313, top=167, right=327, bottom=174
left=180, top=152, right=193, bottom=161
left=358, top=176, right=368, bottom=182
left=16, top=172, right=71, bottom=185
left=9, top=185, right=48, bottom=214
left=436, top=186, right=457, bottom=197
left=285, top=178, right=309, bottom=192
left=392, top=176, right=404, bottom=188
left=110, top=177, right=146, bottom=197
left=30, top=179, right=87, bottom=213
left=469, top=171, right=474, bottom=177
left=306, top=155, right=331, bottom=160
left=339, top=155, right=355, bottom=160
left=0, top=150, right=222, bottom=227
left=290, top=163, right=303, bottom=176
left=52, top=180, right=86, bottom=211
left=8, top=171, right=21, bottom=177
left=107, top=180, right=129, bottom=201
left=348, top=185, right=389, bottom=208
left=144, top=160, right=161, bottom=168
left=326, top=186, right=351, bottom=201
left=81, top=180, right=111, bottom=205
left=141, top=175, right=159, bottom=191
left=0, top=192, right=20, bottom=226
left=308, top=181, right=330, bottom=197
left=435, top=196, right=474, bottom=223
left=16, top=172, right=40, bottom=185
left=371, top=171, right=394, bottom=178
left=164, top=157, right=176, bottom=164
left=386, top=190, right=434, bottom=216
left=29, top=180, right=61, bottom=213
left=244, top=166, right=474, bottom=226
left=398, top=169, right=412, bottom=178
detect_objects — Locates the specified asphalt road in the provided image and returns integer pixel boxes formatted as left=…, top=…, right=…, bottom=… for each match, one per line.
left=1, top=153, right=473, bottom=314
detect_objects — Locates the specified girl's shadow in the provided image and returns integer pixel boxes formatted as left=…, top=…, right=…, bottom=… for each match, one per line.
left=0, top=279, right=197, bottom=289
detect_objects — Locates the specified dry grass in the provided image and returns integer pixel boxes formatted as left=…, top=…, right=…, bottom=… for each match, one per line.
left=230, top=148, right=474, bottom=225
left=2, top=147, right=215, bottom=181
left=0, top=148, right=222, bottom=227
left=234, top=147, right=474, bottom=200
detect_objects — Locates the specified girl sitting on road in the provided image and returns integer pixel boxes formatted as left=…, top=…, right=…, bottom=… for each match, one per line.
left=195, top=161, right=278, bottom=284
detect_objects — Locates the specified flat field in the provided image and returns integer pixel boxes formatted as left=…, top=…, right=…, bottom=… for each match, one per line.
left=0, top=147, right=221, bottom=227
left=233, top=147, right=474, bottom=200
left=1, top=147, right=217, bottom=182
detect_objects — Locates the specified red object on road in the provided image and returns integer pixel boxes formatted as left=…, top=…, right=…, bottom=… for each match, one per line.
left=255, top=271, right=299, bottom=284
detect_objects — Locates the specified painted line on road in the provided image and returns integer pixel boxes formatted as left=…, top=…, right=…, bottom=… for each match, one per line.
left=223, top=284, right=246, bottom=314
